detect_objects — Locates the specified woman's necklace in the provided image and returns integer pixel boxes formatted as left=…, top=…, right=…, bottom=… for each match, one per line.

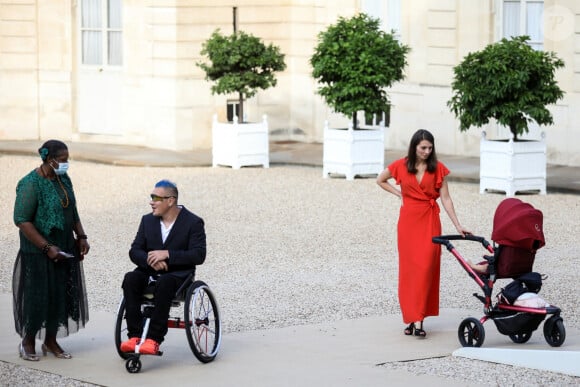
left=40, top=164, right=69, bottom=208
left=55, top=174, right=70, bottom=208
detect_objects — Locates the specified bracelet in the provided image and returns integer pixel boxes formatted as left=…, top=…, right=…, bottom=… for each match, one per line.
left=42, top=243, right=53, bottom=254
left=76, top=234, right=88, bottom=239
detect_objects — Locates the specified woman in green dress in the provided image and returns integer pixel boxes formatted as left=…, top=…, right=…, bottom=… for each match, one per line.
left=13, top=139, right=90, bottom=361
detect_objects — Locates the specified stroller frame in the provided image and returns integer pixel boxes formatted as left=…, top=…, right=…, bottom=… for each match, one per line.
left=433, top=234, right=565, bottom=347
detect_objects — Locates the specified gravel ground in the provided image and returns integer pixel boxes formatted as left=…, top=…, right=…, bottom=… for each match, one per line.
left=0, top=155, right=578, bottom=386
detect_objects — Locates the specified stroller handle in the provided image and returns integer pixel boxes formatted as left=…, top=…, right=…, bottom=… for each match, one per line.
left=432, top=234, right=491, bottom=250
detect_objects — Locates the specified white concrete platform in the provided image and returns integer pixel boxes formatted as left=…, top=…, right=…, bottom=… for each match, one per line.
left=454, top=347, right=580, bottom=377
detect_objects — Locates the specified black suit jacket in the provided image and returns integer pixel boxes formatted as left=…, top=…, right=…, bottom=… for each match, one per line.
left=129, top=206, right=206, bottom=279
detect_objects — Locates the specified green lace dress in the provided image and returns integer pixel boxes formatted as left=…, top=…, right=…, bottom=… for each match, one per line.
left=13, top=170, right=89, bottom=339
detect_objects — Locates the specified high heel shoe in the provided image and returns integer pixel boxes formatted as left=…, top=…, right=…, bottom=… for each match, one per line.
left=404, top=323, right=415, bottom=336
left=41, top=343, right=72, bottom=359
left=414, top=321, right=426, bottom=338
left=18, top=343, right=39, bottom=361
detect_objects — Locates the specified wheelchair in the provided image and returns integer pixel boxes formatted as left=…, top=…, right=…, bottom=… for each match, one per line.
left=114, top=272, right=221, bottom=373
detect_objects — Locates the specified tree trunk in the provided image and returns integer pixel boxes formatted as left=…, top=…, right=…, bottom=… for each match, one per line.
left=352, top=111, right=357, bottom=130
left=510, top=122, right=518, bottom=141
left=238, top=92, right=244, bottom=123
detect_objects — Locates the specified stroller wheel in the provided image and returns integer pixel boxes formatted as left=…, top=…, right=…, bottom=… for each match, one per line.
left=509, top=331, right=532, bottom=344
left=543, top=316, right=566, bottom=347
left=458, top=317, right=485, bottom=347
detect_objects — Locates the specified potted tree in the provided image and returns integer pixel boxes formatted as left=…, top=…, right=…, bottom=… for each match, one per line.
left=198, top=29, right=286, bottom=169
left=448, top=36, right=565, bottom=195
left=310, top=13, right=410, bottom=180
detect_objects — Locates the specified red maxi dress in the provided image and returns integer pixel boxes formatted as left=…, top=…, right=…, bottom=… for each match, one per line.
left=388, top=158, right=450, bottom=324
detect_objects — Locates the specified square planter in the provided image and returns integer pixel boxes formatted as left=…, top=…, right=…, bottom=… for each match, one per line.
left=479, top=131, right=546, bottom=196
left=322, top=116, right=385, bottom=180
left=212, top=114, right=269, bottom=169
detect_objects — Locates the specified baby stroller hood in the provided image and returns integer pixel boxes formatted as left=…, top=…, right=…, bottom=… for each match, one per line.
left=491, top=198, right=545, bottom=251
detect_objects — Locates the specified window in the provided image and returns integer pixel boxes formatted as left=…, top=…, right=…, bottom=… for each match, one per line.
left=501, top=0, right=543, bottom=50
left=81, top=0, right=123, bottom=65
left=361, top=0, right=401, bottom=39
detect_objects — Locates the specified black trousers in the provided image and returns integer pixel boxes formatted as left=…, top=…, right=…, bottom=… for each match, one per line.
left=122, top=270, right=184, bottom=343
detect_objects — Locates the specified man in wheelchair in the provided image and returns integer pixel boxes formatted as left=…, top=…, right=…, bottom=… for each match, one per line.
left=120, top=179, right=206, bottom=355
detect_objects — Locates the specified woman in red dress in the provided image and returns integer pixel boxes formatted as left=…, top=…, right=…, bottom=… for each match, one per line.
left=377, top=129, right=470, bottom=337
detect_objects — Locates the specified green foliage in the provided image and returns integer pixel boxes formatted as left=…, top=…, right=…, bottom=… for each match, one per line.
left=448, top=36, right=564, bottom=140
left=310, top=13, right=409, bottom=129
left=197, top=29, right=286, bottom=122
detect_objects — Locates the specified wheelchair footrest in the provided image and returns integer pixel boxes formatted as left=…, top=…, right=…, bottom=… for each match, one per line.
left=130, top=351, right=163, bottom=357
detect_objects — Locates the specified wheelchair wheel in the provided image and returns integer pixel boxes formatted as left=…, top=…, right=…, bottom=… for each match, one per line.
left=458, top=317, right=485, bottom=347
left=114, top=296, right=132, bottom=360
left=184, top=280, right=221, bottom=363
left=125, top=356, right=142, bottom=373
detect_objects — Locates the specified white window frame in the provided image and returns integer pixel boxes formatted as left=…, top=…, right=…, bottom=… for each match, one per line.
left=497, top=0, right=544, bottom=50
left=361, top=0, right=401, bottom=39
left=80, top=0, right=123, bottom=67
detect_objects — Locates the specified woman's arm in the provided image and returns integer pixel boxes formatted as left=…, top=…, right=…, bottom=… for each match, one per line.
left=74, top=220, right=90, bottom=255
left=376, top=168, right=401, bottom=198
left=439, top=178, right=470, bottom=237
left=14, top=178, right=62, bottom=260
left=17, top=222, right=63, bottom=260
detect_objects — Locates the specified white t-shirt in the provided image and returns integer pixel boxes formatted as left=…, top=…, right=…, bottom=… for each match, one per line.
left=160, top=220, right=175, bottom=244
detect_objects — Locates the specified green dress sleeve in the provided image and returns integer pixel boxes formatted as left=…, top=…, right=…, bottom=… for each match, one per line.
left=14, top=172, right=39, bottom=226
left=14, top=171, right=66, bottom=237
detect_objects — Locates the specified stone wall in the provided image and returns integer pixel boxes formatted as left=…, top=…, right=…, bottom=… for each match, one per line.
left=1, top=0, right=579, bottom=165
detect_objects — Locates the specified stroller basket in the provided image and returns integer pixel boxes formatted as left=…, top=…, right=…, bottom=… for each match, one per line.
left=492, top=311, right=545, bottom=336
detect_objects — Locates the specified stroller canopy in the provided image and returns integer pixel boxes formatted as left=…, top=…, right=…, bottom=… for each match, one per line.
left=491, top=198, right=545, bottom=251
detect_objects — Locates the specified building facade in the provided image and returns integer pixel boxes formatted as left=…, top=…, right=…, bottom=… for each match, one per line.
left=1, top=0, right=578, bottom=165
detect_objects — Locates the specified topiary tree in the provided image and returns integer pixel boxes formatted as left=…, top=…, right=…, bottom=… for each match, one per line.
left=197, top=29, right=286, bottom=123
left=448, top=36, right=565, bottom=141
left=310, top=13, right=410, bottom=130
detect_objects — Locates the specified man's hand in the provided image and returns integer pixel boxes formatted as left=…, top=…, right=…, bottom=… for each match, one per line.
left=147, top=250, right=169, bottom=271
left=151, top=261, right=168, bottom=272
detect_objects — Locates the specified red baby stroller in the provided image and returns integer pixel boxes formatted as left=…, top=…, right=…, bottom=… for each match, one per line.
left=433, top=198, right=566, bottom=347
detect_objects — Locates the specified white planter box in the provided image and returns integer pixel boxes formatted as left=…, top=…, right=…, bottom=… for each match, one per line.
left=479, top=131, right=546, bottom=196
left=212, top=114, right=269, bottom=169
left=322, top=116, right=385, bottom=180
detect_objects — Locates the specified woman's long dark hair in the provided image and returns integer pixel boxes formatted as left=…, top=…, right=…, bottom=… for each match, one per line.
left=406, top=129, right=438, bottom=173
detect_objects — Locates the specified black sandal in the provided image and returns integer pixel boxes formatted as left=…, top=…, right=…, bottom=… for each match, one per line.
left=404, top=323, right=415, bottom=336
left=414, top=321, right=426, bottom=338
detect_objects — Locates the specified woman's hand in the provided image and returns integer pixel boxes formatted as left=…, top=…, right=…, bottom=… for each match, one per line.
left=77, top=238, right=90, bottom=255
left=46, top=245, right=59, bottom=260
left=456, top=225, right=472, bottom=238
left=47, top=246, right=72, bottom=262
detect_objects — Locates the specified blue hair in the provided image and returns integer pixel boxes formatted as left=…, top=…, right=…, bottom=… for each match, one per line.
left=155, top=179, right=176, bottom=188
left=155, top=179, right=178, bottom=199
